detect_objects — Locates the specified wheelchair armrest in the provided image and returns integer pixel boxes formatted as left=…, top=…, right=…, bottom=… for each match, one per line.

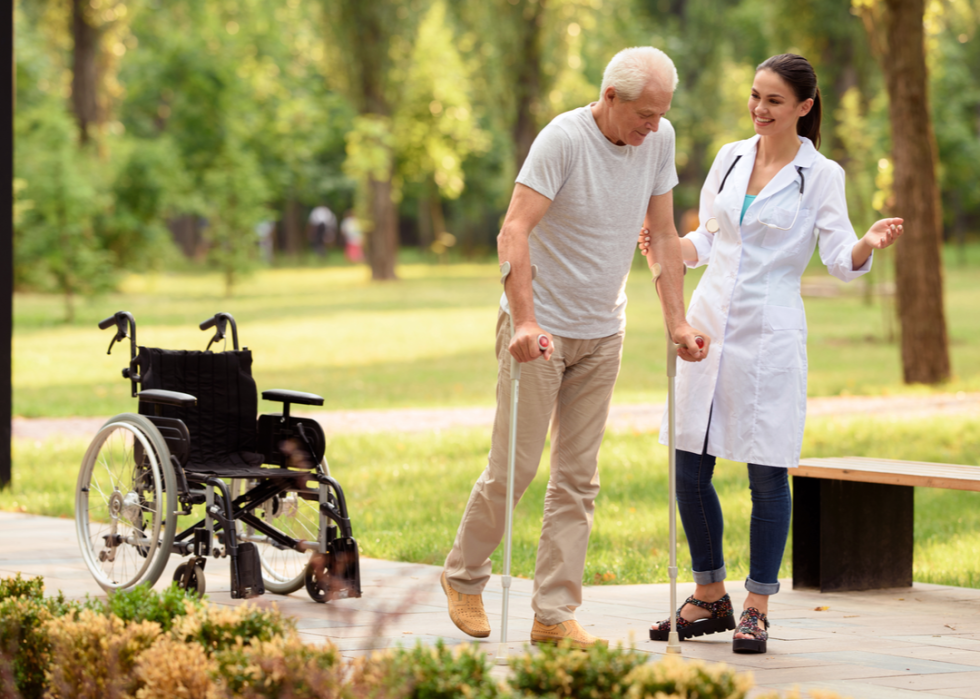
left=137, top=389, right=197, bottom=407
left=261, top=389, right=324, bottom=407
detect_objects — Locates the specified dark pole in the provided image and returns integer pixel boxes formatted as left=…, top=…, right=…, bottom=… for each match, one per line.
left=2, top=4, right=13, bottom=489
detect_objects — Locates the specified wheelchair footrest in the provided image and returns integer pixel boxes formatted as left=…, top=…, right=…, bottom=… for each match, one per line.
left=232, top=542, right=265, bottom=599
left=328, top=536, right=362, bottom=600
left=305, top=537, right=362, bottom=603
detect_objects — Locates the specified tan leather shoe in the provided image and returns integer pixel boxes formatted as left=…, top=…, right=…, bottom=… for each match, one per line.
left=440, top=571, right=490, bottom=638
left=530, top=618, right=606, bottom=649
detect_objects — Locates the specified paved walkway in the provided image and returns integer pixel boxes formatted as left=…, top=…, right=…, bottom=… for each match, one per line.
left=4, top=510, right=980, bottom=699
left=12, top=392, right=980, bottom=440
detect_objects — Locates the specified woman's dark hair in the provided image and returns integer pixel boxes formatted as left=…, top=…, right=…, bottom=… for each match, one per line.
left=757, top=53, right=821, bottom=149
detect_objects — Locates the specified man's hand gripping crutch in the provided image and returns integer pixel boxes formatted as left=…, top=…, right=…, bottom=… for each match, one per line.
left=638, top=198, right=711, bottom=656
left=496, top=258, right=551, bottom=665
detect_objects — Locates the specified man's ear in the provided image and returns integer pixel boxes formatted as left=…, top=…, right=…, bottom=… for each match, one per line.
left=604, top=86, right=617, bottom=104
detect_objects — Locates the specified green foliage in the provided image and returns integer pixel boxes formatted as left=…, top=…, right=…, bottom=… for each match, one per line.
left=216, top=635, right=344, bottom=699
left=391, top=0, right=490, bottom=200
left=0, top=579, right=81, bottom=699
left=90, top=582, right=205, bottom=632
left=0, top=597, right=55, bottom=699
left=355, top=640, right=508, bottom=699
left=44, top=608, right=162, bottom=699
left=623, top=655, right=752, bottom=699
left=171, top=601, right=295, bottom=655
left=100, top=137, right=187, bottom=270
left=201, top=145, right=271, bottom=296
left=13, top=103, right=116, bottom=320
left=0, top=573, right=44, bottom=602
left=509, top=640, right=647, bottom=698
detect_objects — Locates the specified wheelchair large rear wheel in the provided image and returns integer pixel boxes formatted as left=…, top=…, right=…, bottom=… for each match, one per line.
left=75, top=414, right=177, bottom=592
left=231, top=477, right=321, bottom=594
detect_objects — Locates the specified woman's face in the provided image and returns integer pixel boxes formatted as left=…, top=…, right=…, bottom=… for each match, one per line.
left=748, top=69, right=813, bottom=139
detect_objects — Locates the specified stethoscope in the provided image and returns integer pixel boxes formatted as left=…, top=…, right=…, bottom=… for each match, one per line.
left=704, top=155, right=806, bottom=233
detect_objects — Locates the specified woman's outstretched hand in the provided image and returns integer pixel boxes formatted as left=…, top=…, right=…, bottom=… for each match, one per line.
left=852, top=217, right=902, bottom=269
left=864, top=218, right=904, bottom=250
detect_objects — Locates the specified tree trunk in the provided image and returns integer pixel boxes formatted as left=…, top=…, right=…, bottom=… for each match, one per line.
left=71, top=0, right=100, bottom=145
left=367, top=175, right=397, bottom=279
left=511, top=0, right=544, bottom=174
left=282, top=198, right=304, bottom=256
left=881, top=0, right=950, bottom=384
left=418, top=192, right=433, bottom=250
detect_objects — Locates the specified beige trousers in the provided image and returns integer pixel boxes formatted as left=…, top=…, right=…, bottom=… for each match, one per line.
left=444, top=310, right=624, bottom=624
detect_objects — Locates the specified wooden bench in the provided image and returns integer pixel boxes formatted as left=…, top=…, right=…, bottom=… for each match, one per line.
left=792, top=457, right=980, bottom=592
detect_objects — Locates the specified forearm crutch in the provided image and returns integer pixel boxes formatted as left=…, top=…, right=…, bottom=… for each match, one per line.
left=652, top=262, right=703, bottom=656
left=497, top=261, right=548, bottom=665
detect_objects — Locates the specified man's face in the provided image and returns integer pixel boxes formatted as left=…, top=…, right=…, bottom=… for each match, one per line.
left=607, top=83, right=673, bottom=146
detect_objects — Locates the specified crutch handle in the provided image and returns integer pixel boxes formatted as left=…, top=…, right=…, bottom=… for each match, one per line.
left=537, top=335, right=549, bottom=351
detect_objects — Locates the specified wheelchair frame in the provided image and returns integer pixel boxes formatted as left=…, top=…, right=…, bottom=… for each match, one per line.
left=74, top=311, right=361, bottom=603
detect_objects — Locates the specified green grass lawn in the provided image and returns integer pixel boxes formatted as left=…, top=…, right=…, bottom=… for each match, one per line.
left=12, top=243, right=980, bottom=418
left=5, top=414, right=979, bottom=589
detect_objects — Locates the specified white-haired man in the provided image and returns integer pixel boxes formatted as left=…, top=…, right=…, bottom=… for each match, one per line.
left=441, top=47, right=709, bottom=648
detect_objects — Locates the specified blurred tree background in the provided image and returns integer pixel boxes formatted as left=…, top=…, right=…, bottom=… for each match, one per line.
left=12, top=0, right=980, bottom=371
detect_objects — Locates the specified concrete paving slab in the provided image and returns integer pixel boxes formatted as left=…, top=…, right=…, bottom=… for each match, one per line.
left=6, top=510, right=980, bottom=698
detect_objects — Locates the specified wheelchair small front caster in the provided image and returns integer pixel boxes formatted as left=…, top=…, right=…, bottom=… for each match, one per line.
left=304, top=553, right=329, bottom=603
left=174, top=561, right=206, bottom=597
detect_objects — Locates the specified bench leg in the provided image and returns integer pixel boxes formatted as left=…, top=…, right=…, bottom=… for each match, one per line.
left=792, top=476, right=913, bottom=592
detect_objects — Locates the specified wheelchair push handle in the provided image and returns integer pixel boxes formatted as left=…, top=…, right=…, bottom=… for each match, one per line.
left=98, top=311, right=137, bottom=355
left=199, top=312, right=240, bottom=351
left=98, top=311, right=141, bottom=396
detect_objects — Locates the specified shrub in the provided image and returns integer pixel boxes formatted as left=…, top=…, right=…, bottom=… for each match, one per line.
left=216, top=634, right=343, bottom=699
left=44, top=608, right=162, bottom=699
left=0, top=597, right=54, bottom=699
left=509, top=640, right=647, bottom=698
left=0, top=575, right=79, bottom=699
left=171, top=601, right=295, bottom=655
left=623, top=654, right=752, bottom=699
left=0, top=573, right=44, bottom=601
left=351, top=640, right=509, bottom=699
left=131, top=637, right=225, bottom=699
left=94, top=582, right=205, bottom=632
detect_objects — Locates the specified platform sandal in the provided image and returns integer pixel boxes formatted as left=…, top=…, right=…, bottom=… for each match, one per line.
left=732, top=607, right=770, bottom=654
left=649, top=594, right=736, bottom=641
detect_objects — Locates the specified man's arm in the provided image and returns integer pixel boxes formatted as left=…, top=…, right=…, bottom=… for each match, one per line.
left=643, top=191, right=710, bottom=362
left=497, top=183, right=555, bottom=362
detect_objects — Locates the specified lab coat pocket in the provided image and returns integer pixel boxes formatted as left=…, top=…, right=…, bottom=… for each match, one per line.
left=762, top=207, right=810, bottom=248
left=763, top=305, right=806, bottom=370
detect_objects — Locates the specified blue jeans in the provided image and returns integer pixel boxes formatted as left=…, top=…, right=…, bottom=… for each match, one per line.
left=675, top=444, right=791, bottom=595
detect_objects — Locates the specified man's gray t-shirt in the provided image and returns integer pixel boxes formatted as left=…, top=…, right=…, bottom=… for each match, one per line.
left=501, top=105, right=678, bottom=339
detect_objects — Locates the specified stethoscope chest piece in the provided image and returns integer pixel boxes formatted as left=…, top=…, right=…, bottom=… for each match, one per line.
left=705, top=218, right=720, bottom=233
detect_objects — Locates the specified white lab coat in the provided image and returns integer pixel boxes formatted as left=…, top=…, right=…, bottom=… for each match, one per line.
left=659, top=135, right=871, bottom=467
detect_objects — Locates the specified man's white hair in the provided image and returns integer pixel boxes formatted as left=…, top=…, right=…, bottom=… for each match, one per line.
left=599, top=47, right=678, bottom=102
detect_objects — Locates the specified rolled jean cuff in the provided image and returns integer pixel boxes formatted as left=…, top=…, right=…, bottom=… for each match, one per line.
left=745, top=577, right=780, bottom=595
left=692, top=564, right=727, bottom=585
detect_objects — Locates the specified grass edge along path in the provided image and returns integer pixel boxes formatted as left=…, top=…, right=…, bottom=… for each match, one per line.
left=4, top=412, right=979, bottom=590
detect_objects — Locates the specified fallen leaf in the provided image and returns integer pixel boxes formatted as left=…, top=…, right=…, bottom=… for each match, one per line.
left=814, top=606, right=829, bottom=611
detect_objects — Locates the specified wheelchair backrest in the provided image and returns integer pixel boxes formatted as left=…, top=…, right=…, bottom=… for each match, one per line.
left=137, top=347, right=260, bottom=468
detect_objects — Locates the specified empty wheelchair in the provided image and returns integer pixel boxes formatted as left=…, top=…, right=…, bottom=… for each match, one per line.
left=74, top=311, right=361, bottom=602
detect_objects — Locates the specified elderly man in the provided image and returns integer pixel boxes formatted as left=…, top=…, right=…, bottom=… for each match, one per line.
left=441, top=46, right=709, bottom=648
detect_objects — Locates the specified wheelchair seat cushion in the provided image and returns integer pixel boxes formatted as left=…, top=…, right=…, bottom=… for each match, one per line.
left=138, top=347, right=264, bottom=474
